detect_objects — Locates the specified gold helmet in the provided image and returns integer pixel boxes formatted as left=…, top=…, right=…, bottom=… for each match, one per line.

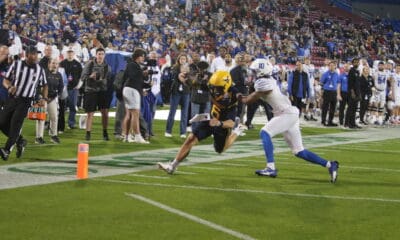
left=208, top=70, right=233, bottom=98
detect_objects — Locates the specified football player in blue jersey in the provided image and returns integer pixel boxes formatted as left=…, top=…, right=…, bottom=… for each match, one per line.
left=240, top=58, right=339, bottom=183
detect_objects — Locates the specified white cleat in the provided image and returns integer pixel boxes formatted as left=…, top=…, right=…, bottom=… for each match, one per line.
left=157, top=162, right=176, bottom=174
left=164, top=132, right=173, bottom=138
left=135, top=136, right=150, bottom=144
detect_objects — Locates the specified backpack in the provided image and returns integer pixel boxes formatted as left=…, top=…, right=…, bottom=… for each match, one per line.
left=113, top=70, right=125, bottom=101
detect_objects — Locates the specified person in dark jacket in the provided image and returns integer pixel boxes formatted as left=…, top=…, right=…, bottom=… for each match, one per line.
left=288, top=61, right=310, bottom=116
left=337, top=64, right=350, bottom=126
left=121, top=48, right=149, bottom=144
left=165, top=54, right=191, bottom=138
left=346, top=58, right=362, bottom=129
left=189, top=53, right=211, bottom=130
left=80, top=48, right=112, bottom=141
left=60, top=49, right=82, bottom=129
left=230, top=52, right=247, bottom=121
left=35, top=58, right=63, bottom=144
left=359, top=66, right=374, bottom=124
left=39, top=45, right=52, bottom=71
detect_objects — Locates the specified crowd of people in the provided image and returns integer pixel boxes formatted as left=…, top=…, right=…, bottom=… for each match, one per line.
left=1, top=0, right=400, bottom=64
left=1, top=0, right=400, bottom=162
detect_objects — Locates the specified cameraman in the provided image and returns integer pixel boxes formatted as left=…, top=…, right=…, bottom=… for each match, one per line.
left=147, top=51, right=161, bottom=136
left=190, top=52, right=211, bottom=129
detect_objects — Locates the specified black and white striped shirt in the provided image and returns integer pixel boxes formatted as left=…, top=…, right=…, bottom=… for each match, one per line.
left=5, top=60, right=47, bottom=98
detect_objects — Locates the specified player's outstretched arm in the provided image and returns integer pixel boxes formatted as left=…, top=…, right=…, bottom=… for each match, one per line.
left=240, top=91, right=271, bottom=105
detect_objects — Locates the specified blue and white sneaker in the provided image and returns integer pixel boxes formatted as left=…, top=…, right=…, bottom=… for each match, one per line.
left=255, top=167, right=278, bottom=177
left=329, top=161, right=339, bottom=183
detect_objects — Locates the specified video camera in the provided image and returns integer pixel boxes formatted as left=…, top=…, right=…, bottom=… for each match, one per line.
left=143, top=59, right=159, bottom=75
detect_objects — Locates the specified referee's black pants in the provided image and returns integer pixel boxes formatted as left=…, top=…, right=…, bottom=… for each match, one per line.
left=321, top=90, right=337, bottom=124
left=0, top=97, right=31, bottom=151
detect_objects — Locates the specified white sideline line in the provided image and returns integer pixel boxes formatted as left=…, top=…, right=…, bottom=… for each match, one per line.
left=99, top=179, right=400, bottom=203
left=125, top=193, right=256, bottom=240
left=129, top=173, right=170, bottom=179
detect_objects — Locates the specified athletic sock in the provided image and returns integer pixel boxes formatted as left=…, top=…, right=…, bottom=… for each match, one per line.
left=260, top=130, right=274, bottom=164
left=267, top=162, right=276, bottom=170
left=325, top=161, right=331, bottom=168
left=171, top=159, right=179, bottom=168
left=296, top=149, right=328, bottom=167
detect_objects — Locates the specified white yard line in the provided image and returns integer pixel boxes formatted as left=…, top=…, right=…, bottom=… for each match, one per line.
left=317, top=146, right=400, bottom=154
left=97, top=179, right=400, bottom=203
left=233, top=160, right=400, bottom=173
left=129, top=173, right=170, bottom=179
left=175, top=170, right=197, bottom=175
left=125, top=193, right=256, bottom=240
left=214, top=163, right=248, bottom=167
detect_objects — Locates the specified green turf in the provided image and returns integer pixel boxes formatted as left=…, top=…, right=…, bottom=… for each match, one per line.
left=0, top=113, right=345, bottom=164
left=1, top=115, right=398, bottom=239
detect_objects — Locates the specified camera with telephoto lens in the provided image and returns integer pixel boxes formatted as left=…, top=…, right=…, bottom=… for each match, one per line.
left=144, top=59, right=159, bottom=75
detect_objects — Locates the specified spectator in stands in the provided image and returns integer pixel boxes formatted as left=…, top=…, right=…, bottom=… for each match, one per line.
left=210, top=46, right=227, bottom=73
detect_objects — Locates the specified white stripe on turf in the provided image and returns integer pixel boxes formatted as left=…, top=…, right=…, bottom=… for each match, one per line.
left=125, top=193, right=256, bottom=240
left=129, top=173, right=170, bottom=179
left=233, top=160, right=400, bottom=173
left=98, top=179, right=400, bottom=203
left=213, top=163, right=248, bottom=167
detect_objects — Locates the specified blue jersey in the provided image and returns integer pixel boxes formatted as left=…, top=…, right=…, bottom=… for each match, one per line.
left=321, top=70, right=340, bottom=91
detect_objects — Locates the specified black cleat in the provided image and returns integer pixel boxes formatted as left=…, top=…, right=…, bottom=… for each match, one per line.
left=16, top=139, right=28, bottom=158
left=0, top=148, right=10, bottom=161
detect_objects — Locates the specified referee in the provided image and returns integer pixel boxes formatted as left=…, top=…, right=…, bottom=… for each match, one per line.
left=0, top=46, right=48, bottom=160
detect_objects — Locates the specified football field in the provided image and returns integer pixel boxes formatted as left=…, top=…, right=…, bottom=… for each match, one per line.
left=0, top=120, right=399, bottom=240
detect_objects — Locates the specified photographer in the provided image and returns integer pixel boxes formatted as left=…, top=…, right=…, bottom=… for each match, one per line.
left=165, top=54, right=191, bottom=138
left=80, top=48, right=112, bottom=141
left=190, top=53, right=211, bottom=130
left=145, top=51, right=161, bottom=137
